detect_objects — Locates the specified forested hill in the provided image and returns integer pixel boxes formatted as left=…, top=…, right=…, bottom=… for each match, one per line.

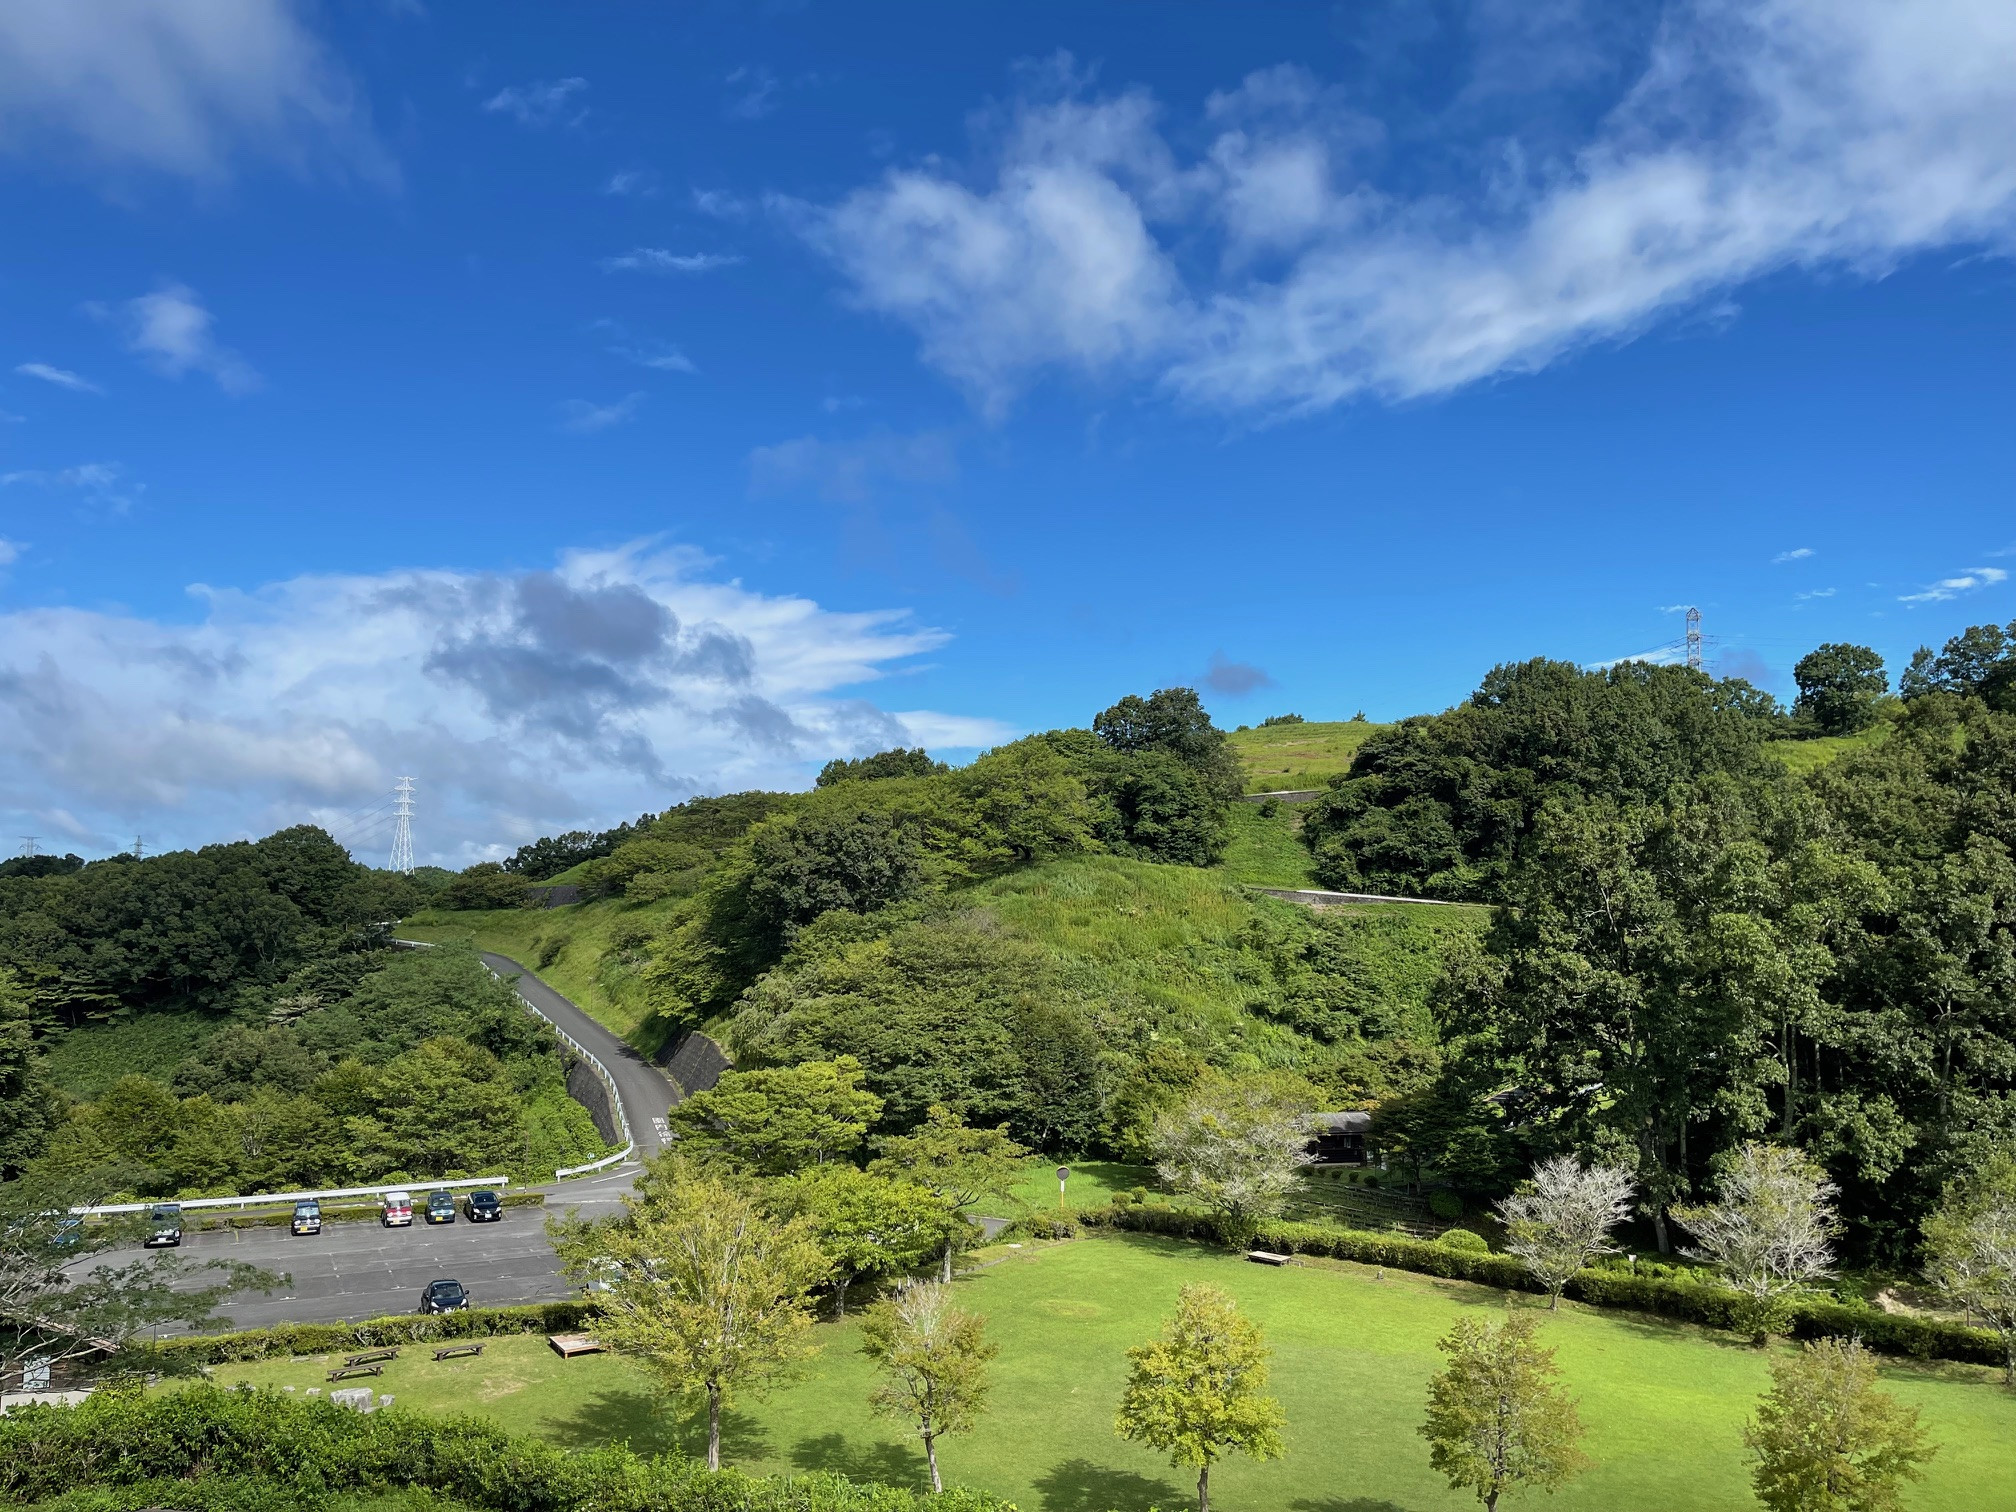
left=8, top=623, right=2016, bottom=1272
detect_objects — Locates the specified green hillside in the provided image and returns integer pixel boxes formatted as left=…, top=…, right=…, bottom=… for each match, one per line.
left=1761, top=722, right=1891, bottom=773
left=1229, top=717, right=1391, bottom=792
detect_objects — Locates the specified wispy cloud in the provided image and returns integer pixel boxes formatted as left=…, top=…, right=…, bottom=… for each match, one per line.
left=14, top=362, right=102, bottom=394
left=1773, top=547, right=1815, bottom=563
left=0, top=537, right=22, bottom=566
left=483, top=77, right=586, bottom=128
left=725, top=65, right=779, bottom=121
left=556, top=394, right=643, bottom=434
left=801, top=4, right=2016, bottom=418
left=749, top=430, right=959, bottom=504
left=1899, top=567, right=2009, bottom=605
left=599, top=247, right=742, bottom=275
left=0, top=0, right=392, bottom=186
left=98, top=283, right=259, bottom=394
left=692, top=188, right=750, bottom=220
left=602, top=168, right=659, bottom=197
left=1, top=461, right=135, bottom=511
left=1796, top=587, right=1836, bottom=600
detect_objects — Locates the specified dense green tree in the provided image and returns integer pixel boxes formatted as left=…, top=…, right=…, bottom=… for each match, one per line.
left=1794, top=644, right=1889, bottom=735
left=818, top=748, right=949, bottom=787
left=770, top=1165, right=954, bottom=1313
left=668, top=1056, right=884, bottom=1175
left=1419, top=1310, right=1589, bottom=1512
left=0, top=971, right=62, bottom=1176
left=1746, top=1338, right=1934, bottom=1512
left=1114, top=1284, right=1286, bottom=1512
left=1900, top=619, right=2016, bottom=708
left=1093, top=687, right=1244, bottom=802
left=872, top=1106, right=1029, bottom=1281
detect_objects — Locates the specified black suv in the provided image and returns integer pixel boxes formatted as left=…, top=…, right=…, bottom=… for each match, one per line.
left=420, top=1279, right=470, bottom=1314
left=425, top=1190, right=457, bottom=1224
left=463, top=1189, right=503, bottom=1222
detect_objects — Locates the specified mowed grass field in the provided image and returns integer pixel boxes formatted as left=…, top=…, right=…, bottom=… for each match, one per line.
left=203, top=1233, right=2016, bottom=1512
left=1229, top=719, right=1391, bottom=793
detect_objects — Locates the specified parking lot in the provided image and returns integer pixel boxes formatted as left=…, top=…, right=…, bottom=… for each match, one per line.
left=135, top=1169, right=636, bottom=1331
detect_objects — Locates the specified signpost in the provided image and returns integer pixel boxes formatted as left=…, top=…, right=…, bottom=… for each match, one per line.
left=1057, top=1165, right=1070, bottom=1209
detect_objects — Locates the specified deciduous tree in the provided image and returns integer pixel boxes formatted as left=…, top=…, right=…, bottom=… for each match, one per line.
left=872, top=1105, right=1028, bottom=1281
left=1921, top=1155, right=2016, bottom=1384
left=1675, top=1142, right=1838, bottom=1343
left=1746, top=1338, right=1935, bottom=1512
left=1113, top=1283, right=1286, bottom=1512
left=769, top=1165, right=953, bottom=1314
left=668, top=1056, right=884, bottom=1176
left=1794, top=644, right=1889, bottom=735
left=1419, top=1309, right=1589, bottom=1512
left=1152, top=1076, right=1316, bottom=1248
left=1495, top=1157, right=1635, bottom=1309
left=860, top=1281, right=997, bottom=1492
left=548, top=1158, right=830, bottom=1470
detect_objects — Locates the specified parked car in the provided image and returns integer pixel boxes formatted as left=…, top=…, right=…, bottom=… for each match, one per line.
left=425, top=1190, right=456, bottom=1224
left=51, top=1216, right=83, bottom=1250
left=144, top=1203, right=182, bottom=1248
left=463, top=1189, right=503, bottom=1222
left=380, top=1190, right=413, bottom=1227
left=291, top=1200, right=322, bottom=1236
left=419, top=1278, right=470, bottom=1314
left=580, top=1257, right=625, bottom=1295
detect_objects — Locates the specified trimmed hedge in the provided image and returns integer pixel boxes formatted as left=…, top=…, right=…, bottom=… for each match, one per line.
left=0, top=1384, right=1008, bottom=1512
left=1084, top=1205, right=2005, bottom=1368
left=152, top=1300, right=602, bottom=1366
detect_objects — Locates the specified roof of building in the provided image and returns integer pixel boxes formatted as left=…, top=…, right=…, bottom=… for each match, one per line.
left=1313, top=1111, right=1373, bottom=1134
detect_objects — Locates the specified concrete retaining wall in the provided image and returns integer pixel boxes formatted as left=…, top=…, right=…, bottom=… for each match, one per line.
left=564, top=1054, right=622, bottom=1144
left=659, top=1030, right=733, bottom=1100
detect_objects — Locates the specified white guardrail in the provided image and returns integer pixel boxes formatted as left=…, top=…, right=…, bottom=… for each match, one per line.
left=73, top=1176, right=510, bottom=1218
left=394, top=939, right=636, bottom=1180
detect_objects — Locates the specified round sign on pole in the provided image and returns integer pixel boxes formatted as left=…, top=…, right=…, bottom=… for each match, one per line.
left=1056, top=1165, right=1070, bottom=1209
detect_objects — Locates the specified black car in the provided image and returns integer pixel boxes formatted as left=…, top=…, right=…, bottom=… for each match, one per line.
left=463, top=1189, right=503, bottom=1222
left=144, top=1203, right=183, bottom=1248
left=420, top=1278, right=470, bottom=1314
left=425, top=1190, right=456, bottom=1224
left=291, top=1200, right=322, bottom=1236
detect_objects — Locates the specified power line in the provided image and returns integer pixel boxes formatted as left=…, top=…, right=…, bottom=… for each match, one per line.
left=389, top=777, right=415, bottom=875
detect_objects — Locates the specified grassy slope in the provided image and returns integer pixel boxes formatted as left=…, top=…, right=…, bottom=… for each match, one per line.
left=1762, top=723, right=1891, bottom=774
left=1228, top=719, right=1391, bottom=793
left=398, top=898, right=671, bottom=1046
left=1212, top=802, right=1320, bottom=889
left=204, top=1233, right=2016, bottom=1512
left=40, top=1011, right=230, bottom=1098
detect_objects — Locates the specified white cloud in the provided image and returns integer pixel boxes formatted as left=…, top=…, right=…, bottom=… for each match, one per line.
left=0, top=538, right=21, bottom=566
left=556, top=394, right=643, bottom=434
left=693, top=188, right=751, bottom=219
left=0, top=0, right=390, bottom=184
left=724, top=65, right=779, bottom=121
left=483, top=77, right=586, bottom=129
left=0, top=544, right=1010, bottom=863
left=599, top=247, right=743, bottom=275
left=14, top=362, right=102, bottom=394
left=1774, top=547, right=1815, bottom=562
left=102, top=283, right=259, bottom=394
left=749, top=430, right=959, bottom=504
left=803, top=2, right=2016, bottom=417
left=1796, top=587, right=1836, bottom=600
left=1899, top=566, right=2008, bottom=604
left=1, top=461, right=134, bottom=510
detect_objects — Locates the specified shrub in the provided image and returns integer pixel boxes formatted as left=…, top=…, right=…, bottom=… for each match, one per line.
left=1025, top=1213, right=1080, bottom=1240
left=1427, top=1190, right=1464, bottom=1221
left=0, top=1385, right=1011, bottom=1512
left=149, top=1300, right=602, bottom=1367
left=1438, top=1228, right=1489, bottom=1253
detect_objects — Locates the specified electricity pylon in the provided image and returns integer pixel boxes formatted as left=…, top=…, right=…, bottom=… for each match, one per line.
left=389, top=777, right=416, bottom=874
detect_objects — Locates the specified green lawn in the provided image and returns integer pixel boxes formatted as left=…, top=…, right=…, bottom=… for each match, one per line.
left=1229, top=719, right=1391, bottom=793
left=203, top=1233, right=2016, bottom=1512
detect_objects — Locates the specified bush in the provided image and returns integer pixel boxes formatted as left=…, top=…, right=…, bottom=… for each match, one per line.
left=149, top=1301, right=602, bottom=1367
left=1086, top=1205, right=2005, bottom=1367
left=1025, top=1213, right=1081, bottom=1240
left=1438, top=1228, right=1489, bottom=1253
left=0, top=1385, right=1011, bottom=1512
left=1427, top=1190, right=1464, bottom=1220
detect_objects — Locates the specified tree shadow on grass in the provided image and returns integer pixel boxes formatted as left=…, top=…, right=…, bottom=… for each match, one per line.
left=790, top=1431, right=929, bottom=1490
left=1290, top=1499, right=1417, bottom=1512
left=542, top=1388, right=772, bottom=1462
left=1031, top=1457, right=1183, bottom=1512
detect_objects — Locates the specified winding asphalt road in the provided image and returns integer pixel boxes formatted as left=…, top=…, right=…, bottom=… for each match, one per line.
left=474, top=950, right=682, bottom=1159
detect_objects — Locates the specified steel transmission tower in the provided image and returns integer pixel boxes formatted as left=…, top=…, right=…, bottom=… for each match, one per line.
left=1685, top=607, right=1703, bottom=671
left=389, top=777, right=416, bottom=874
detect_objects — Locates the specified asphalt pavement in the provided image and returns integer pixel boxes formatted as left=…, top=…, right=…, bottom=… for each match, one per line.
left=151, top=1170, right=636, bottom=1330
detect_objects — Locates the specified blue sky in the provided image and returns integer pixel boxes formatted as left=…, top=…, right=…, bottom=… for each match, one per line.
left=2, top=1, right=2014, bottom=864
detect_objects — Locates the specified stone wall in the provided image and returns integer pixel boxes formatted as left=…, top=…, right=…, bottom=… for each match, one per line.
left=564, top=1055, right=621, bottom=1144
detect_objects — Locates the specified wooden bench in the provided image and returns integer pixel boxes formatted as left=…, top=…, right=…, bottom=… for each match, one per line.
left=344, top=1348, right=400, bottom=1367
left=327, top=1364, right=384, bottom=1382
left=1245, top=1250, right=1294, bottom=1267
left=547, top=1333, right=604, bottom=1358
left=432, top=1343, right=484, bottom=1361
